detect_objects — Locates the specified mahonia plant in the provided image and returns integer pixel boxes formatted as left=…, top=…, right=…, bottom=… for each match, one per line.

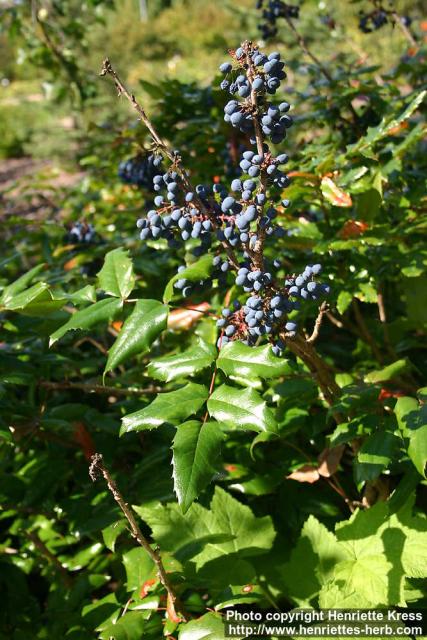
left=133, top=41, right=330, bottom=356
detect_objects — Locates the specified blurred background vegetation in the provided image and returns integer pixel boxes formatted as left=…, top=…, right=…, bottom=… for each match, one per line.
left=0, top=0, right=424, bottom=162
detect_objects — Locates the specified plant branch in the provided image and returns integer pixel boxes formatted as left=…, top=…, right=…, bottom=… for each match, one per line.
left=307, top=301, right=328, bottom=343
left=26, top=531, right=72, bottom=587
left=100, top=58, right=240, bottom=270
left=39, top=380, right=162, bottom=397
left=89, top=454, right=186, bottom=622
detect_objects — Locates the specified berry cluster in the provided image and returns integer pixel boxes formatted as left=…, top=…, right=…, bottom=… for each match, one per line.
left=118, top=153, right=162, bottom=189
left=358, top=6, right=412, bottom=33
left=255, top=0, right=300, bottom=40
left=216, top=263, right=329, bottom=353
left=221, top=49, right=290, bottom=143
left=358, top=8, right=388, bottom=32
left=66, top=222, right=97, bottom=245
left=135, top=41, right=331, bottom=357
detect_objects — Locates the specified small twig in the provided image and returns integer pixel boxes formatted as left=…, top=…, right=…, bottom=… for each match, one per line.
left=39, top=380, right=163, bottom=397
left=26, top=531, right=72, bottom=587
left=391, top=11, right=417, bottom=48
left=89, top=454, right=186, bottom=622
left=307, top=302, right=328, bottom=343
left=100, top=58, right=240, bottom=270
left=326, top=311, right=344, bottom=329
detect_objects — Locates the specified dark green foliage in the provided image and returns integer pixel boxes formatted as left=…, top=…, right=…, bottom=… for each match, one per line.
left=0, top=2, right=426, bottom=638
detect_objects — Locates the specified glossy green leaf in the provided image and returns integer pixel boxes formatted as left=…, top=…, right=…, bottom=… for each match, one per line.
left=395, top=397, right=427, bottom=477
left=4, top=282, right=65, bottom=316
left=163, top=254, right=213, bottom=303
left=172, top=420, right=224, bottom=512
left=347, top=90, right=426, bottom=157
left=355, top=429, right=400, bottom=483
left=365, top=359, right=410, bottom=384
left=102, top=519, right=127, bottom=552
left=105, top=299, right=168, bottom=373
left=1, top=263, right=45, bottom=305
left=147, top=339, right=216, bottom=382
left=122, top=548, right=155, bottom=592
left=120, top=383, right=208, bottom=435
left=216, top=341, right=293, bottom=380
left=179, top=612, right=225, bottom=640
left=66, top=284, right=97, bottom=305
left=49, top=298, right=123, bottom=345
left=97, top=248, right=135, bottom=300
left=207, top=384, right=278, bottom=433
left=98, top=611, right=146, bottom=640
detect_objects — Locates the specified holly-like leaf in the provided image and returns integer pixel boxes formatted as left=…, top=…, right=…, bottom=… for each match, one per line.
left=0, top=263, right=46, bottom=305
left=207, top=384, right=278, bottom=433
left=105, top=299, right=168, bottom=373
left=172, top=420, right=224, bottom=513
left=321, top=177, right=352, bottom=207
left=120, top=383, right=208, bottom=435
left=147, top=340, right=216, bottom=382
left=365, top=359, right=410, bottom=384
left=347, top=90, right=426, bottom=157
left=49, top=298, right=123, bottom=345
left=216, top=342, right=292, bottom=380
left=97, top=248, right=135, bottom=300
left=163, top=254, right=213, bottom=303
left=4, top=282, right=65, bottom=316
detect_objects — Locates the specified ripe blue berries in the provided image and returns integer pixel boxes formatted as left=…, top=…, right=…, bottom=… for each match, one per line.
left=135, top=41, right=330, bottom=359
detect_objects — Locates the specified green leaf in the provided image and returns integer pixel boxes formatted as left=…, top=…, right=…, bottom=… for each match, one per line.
left=365, top=359, right=409, bottom=384
left=97, top=248, right=135, bottom=300
left=336, top=291, right=352, bottom=315
left=120, top=383, right=208, bottom=435
left=178, top=612, right=225, bottom=640
left=66, top=284, right=97, bottom=305
left=281, top=515, right=348, bottom=606
left=102, top=520, right=127, bottom=552
left=122, top=548, right=155, bottom=592
left=147, top=340, right=216, bottom=382
left=163, top=255, right=213, bottom=303
left=395, top=397, right=427, bottom=477
left=1, top=264, right=45, bottom=305
left=347, top=90, right=426, bottom=157
left=137, top=486, right=275, bottom=571
left=105, top=299, right=168, bottom=373
left=216, top=342, right=293, bottom=380
left=324, top=501, right=427, bottom=606
left=207, top=384, right=278, bottom=433
left=98, top=611, right=146, bottom=640
left=355, top=429, right=400, bottom=483
left=49, top=298, right=123, bottom=345
left=172, top=420, right=224, bottom=512
left=4, top=282, right=65, bottom=316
